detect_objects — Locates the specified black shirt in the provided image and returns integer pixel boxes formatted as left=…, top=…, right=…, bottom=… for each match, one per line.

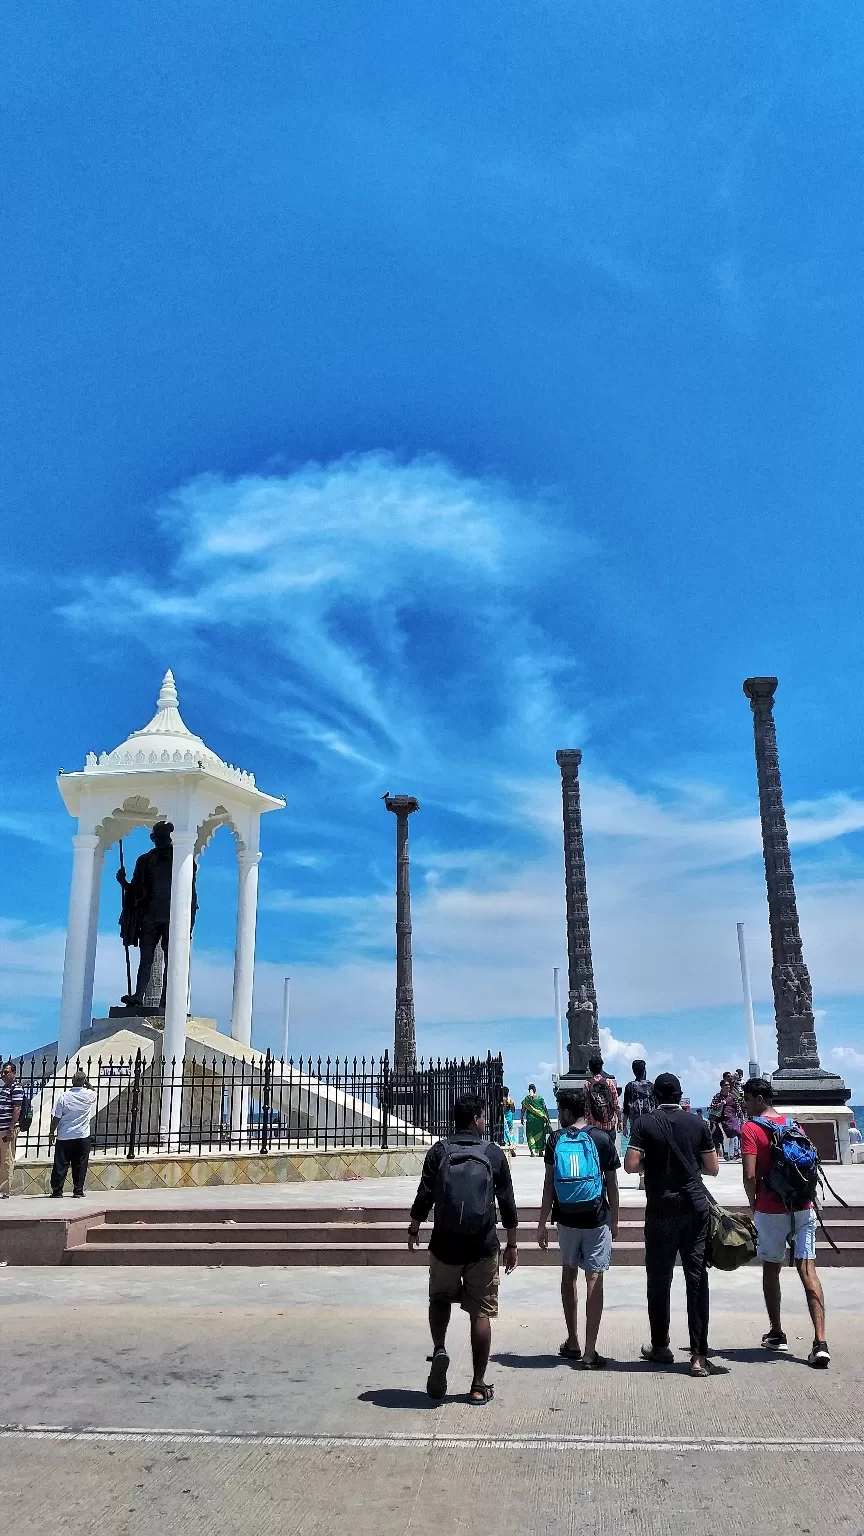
left=544, top=1124, right=620, bottom=1228
left=628, top=1105, right=714, bottom=1213
left=410, top=1129, right=519, bottom=1264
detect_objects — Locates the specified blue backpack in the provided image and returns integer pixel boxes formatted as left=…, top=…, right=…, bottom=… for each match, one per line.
left=753, top=1116, right=818, bottom=1209
left=552, top=1127, right=603, bottom=1213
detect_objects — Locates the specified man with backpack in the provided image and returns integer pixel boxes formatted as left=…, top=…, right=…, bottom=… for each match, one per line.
left=740, top=1077, right=829, bottom=1368
left=583, top=1055, right=622, bottom=1136
left=0, top=1060, right=25, bottom=1199
left=408, top=1092, right=519, bottom=1404
left=624, top=1072, right=719, bottom=1377
left=623, top=1060, right=655, bottom=1133
left=537, top=1085, right=620, bottom=1369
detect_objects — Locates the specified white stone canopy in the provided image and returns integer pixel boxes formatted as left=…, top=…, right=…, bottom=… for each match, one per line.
left=55, top=671, right=284, bottom=1137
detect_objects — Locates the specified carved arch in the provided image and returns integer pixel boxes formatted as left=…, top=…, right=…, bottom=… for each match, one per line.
left=94, top=794, right=168, bottom=852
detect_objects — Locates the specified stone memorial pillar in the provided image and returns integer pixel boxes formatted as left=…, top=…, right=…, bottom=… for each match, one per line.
left=555, top=750, right=600, bottom=1078
left=743, top=678, right=849, bottom=1155
left=384, top=795, right=420, bottom=1069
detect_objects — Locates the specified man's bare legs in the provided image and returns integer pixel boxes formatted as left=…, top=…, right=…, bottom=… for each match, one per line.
left=762, top=1262, right=783, bottom=1335
left=429, top=1300, right=491, bottom=1391
left=797, top=1258, right=826, bottom=1342
left=583, top=1271, right=604, bottom=1362
left=762, top=1258, right=826, bottom=1343
left=429, top=1298, right=451, bottom=1351
left=560, top=1264, right=579, bottom=1350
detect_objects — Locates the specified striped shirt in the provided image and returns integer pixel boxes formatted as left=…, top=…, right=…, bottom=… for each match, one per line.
left=0, top=1078, right=24, bottom=1131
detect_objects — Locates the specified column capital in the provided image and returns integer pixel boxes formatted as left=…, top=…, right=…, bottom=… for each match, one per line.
left=556, top=749, right=583, bottom=775
left=384, top=794, right=420, bottom=817
left=170, top=830, right=199, bottom=851
left=72, top=833, right=100, bottom=851
left=237, top=848, right=262, bottom=867
left=743, top=676, right=778, bottom=708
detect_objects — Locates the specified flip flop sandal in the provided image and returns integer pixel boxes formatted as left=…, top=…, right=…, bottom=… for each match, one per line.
left=468, top=1382, right=494, bottom=1404
left=581, top=1353, right=607, bottom=1370
left=558, top=1342, right=582, bottom=1360
left=689, top=1358, right=720, bottom=1378
left=426, top=1349, right=450, bottom=1399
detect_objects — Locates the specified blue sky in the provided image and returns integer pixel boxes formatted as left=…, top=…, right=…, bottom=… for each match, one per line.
left=2, top=3, right=864, bottom=1104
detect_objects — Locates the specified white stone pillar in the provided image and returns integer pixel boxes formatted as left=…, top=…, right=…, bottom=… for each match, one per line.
left=57, top=833, right=101, bottom=1063
left=230, top=848, right=261, bottom=1047
left=79, top=847, right=105, bottom=1039
left=160, top=830, right=197, bottom=1146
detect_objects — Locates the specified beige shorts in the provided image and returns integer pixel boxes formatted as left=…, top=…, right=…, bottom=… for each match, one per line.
left=428, top=1251, right=500, bottom=1318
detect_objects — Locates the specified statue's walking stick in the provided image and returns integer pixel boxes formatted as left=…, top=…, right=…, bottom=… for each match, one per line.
left=118, top=839, right=133, bottom=998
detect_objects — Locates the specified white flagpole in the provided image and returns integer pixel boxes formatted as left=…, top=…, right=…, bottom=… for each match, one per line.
left=553, top=966, right=564, bottom=1076
left=281, top=976, right=291, bottom=1061
left=736, top=923, right=760, bottom=1077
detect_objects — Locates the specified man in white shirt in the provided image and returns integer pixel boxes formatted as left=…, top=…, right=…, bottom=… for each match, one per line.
left=49, top=1071, right=98, bottom=1198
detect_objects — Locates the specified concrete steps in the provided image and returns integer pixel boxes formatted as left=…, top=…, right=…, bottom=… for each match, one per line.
left=61, top=1205, right=864, bottom=1267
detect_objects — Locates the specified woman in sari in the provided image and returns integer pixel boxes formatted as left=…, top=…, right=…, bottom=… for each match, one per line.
left=521, top=1083, right=550, bottom=1156
left=501, top=1087, right=517, bottom=1156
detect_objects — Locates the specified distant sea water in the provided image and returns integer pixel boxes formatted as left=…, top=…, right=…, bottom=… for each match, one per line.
left=851, top=1105, right=864, bottom=1125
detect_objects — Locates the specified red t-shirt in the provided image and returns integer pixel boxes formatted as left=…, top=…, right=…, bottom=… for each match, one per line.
left=740, top=1115, right=811, bottom=1215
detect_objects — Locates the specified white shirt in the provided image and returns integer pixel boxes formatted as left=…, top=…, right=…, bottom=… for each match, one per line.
left=51, top=1087, right=97, bottom=1140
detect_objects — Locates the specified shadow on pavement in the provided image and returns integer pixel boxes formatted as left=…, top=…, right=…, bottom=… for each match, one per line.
left=358, top=1388, right=443, bottom=1410
left=492, top=1352, right=667, bottom=1374
left=710, top=1346, right=799, bottom=1366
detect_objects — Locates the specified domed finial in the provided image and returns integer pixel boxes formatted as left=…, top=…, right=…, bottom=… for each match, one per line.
left=157, top=670, right=179, bottom=711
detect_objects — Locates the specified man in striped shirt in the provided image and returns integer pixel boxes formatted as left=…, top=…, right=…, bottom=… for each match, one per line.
left=0, top=1061, right=24, bottom=1199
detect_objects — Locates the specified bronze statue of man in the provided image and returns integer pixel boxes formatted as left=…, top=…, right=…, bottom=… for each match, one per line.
left=116, top=822, right=198, bottom=1008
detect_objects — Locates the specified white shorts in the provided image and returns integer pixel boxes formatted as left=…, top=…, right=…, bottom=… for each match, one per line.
left=556, top=1222, right=612, bottom=1273
left=755, top=1208, right=816, bottom=1264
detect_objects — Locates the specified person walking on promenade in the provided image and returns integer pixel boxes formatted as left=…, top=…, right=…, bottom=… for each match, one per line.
left=583, top=1055, right=622, bottom=1137
left=521, top=1083, right=550, bottom=1156
left=49, top=1070, right=98, bottom=1198
left=740, top=1077, right=830, bottom=1368
left=623, top=1059, right=655, bottom=1187
left=624, top=1071, right=719, bottom=1377
left=0, top=1061, right=24, bottom=1199
left=408, top=1091, right=519, bottom=1404
left=501, top=1086, right=517, bottom=1157
left=537, top=1085, right=619, bottom=1369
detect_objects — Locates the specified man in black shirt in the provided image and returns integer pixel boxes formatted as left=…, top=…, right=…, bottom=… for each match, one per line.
left=624, top=1072, right=719, bottom=1377
left=538, top=1085, right=620, bottom=1368
left=409, top=1092, right=518, bottom=1404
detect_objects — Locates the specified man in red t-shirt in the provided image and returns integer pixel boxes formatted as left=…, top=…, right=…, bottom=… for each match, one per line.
left=740, top=1077, right=829, bottom=1368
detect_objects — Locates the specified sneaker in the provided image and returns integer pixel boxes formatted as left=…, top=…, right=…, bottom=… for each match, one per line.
left=807, top=1340, right=830, bottom=1369
left=641, top=1344, right=675, bottom=1365
left=761, top=1331, right=789, bottom=1352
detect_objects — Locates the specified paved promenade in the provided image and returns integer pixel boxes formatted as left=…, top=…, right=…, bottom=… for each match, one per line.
left=4, top=1164, right=864, bottom=1534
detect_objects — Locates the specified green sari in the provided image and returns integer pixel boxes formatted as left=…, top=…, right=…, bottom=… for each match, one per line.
left=521, top=1093, right=550, bottom=1155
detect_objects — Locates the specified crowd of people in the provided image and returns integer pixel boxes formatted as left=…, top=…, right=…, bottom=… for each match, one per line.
left=408, top=1070, right=831, bottom=1402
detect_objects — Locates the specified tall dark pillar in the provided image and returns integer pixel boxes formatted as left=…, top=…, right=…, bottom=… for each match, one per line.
left=743, top=678, right=847, bottom=1105
left=555, top=750, right=600, bottom=1078
left=384, top=794, right=419, bottom=1069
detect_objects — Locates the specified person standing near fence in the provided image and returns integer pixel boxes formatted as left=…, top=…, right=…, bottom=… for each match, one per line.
left=0, top=1061, right=24, bottom=1199
left=408, top=1091, right=519, bottom=1404
left=49, top=1070, right=98, bottom=1198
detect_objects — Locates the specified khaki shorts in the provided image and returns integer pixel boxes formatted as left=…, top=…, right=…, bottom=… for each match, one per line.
left=428, top=1251, right=500, bottom=1318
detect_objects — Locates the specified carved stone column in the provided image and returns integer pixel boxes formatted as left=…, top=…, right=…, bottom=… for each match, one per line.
left=384, top=795, right=420, bottom=1069
left=555, top=751, right=600, bottom=1077
left=743, top=678, right=847, bottom=1104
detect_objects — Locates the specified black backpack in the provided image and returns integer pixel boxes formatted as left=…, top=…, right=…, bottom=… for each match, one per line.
left=433, top=1137, right=497, bottom=1235
left=18, top=1092, right=32, bottom=1133
left=628, top=1079, right=656, bottom=1117
left=586, top=1075, right=616, bottom=1126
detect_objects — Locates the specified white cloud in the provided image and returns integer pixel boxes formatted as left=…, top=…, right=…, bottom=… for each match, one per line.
left=599, top=1026, right=647, bottom=1066
left=831, top=1046, right=864, bottom=1072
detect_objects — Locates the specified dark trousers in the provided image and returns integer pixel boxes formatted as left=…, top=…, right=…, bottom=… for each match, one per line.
left=644, top=1204, right=710, bottom=1357
left=51, top=1137, right=91, bottom=1196
left=134, top=920, right=168, bottom=1003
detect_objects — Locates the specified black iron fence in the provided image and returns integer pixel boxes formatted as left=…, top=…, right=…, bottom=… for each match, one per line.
left=11, top=1049, right=504, bottom=1159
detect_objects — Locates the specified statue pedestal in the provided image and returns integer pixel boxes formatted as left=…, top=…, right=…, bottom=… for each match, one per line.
left=771, top=1069, right=852, bottom=1164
